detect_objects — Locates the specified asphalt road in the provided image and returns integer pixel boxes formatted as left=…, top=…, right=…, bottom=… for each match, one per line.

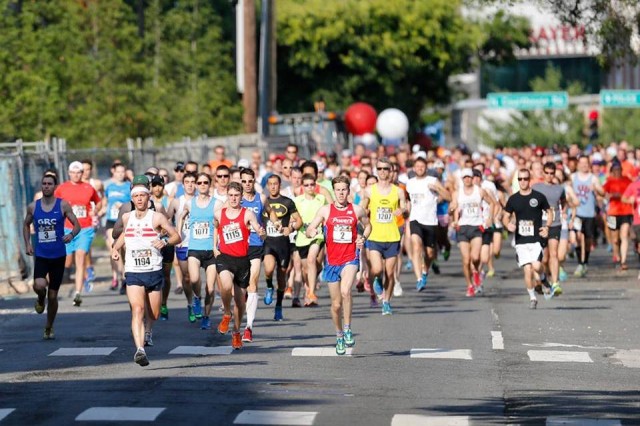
left=1, top=243, right=639, bottom=425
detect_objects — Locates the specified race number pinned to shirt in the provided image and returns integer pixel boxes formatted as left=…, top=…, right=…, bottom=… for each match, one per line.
left=38, top=225, right=56, bottom=243
left=518, top=220, right=534, bottom=237
left=463, top=203, right=479, bottom=218
left=109, top=203, right=121, bottom=221
left=607, top=215, right=617, bottom=230
left=376, top=207, right=393, bottom=223
left=72, top=205, right=87, bottom=219
left=573, top=217, right=582, bottom=232
left=222, top=223, right=242, bottom=244
left=132, top=249, right=152, bottom=267
left=266, top=220, right=283, bottom=237
left=192, top=221, right=211, bottom=239
left=333, top=224, right=353, bottom=244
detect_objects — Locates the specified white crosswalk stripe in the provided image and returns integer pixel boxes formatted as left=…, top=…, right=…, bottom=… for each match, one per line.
left=527, top=350, right=593, bottom=363
left=49, top=347, right=117, bottom=356
left=391, top=414, right=470, bottom=426
left=234, top=410, right=317, bottom=425
left=168, top=346, right=233, bottom=355
left=291, top=347, right=353, bottom=357
left=75, top=407, right=165, bottom=422
left=410, top=349, right=473, bottom=360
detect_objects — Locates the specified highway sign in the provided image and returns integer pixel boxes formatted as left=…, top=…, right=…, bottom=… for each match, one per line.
left=600, top=90, right=640, bottom=108
left=487, top=92, right=569, bottom=110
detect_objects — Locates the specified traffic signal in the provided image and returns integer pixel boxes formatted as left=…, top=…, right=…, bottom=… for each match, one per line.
left=588, top=110, right=599, bottom=141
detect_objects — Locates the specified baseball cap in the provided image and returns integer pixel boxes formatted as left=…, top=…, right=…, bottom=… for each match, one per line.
left=415, top=151, right=427, bottom=159
left=174, top=161, right=185, bottom=171
left=151, top=175, right=164, bottom=186
left=131, top=175, right=150, bottom=187
left=461, top=168, right=473, bottom=178
left=472, top=169, right=482, bottom=178
left=68, top=161, right=83, bottom=172
left=237, top=158, right=250, bottom=169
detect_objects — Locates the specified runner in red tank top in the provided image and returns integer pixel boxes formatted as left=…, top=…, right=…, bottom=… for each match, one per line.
left=306, top=176, right=370, bottom=355
left=213, top=182, right=265, bottom=350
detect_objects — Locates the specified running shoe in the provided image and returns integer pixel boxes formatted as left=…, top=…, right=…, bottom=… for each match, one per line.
left=373, top=277, right=383, bottom=296
left=264, top=288, right=274, bottom=305
left=174, top=285, right=184, bottom=295
left=529, top=299, right=538, bottom=310
left=134, top=348, right=149, bottom=366
left=443, top=249, right=450, bottom=261
left=416, top=278, right=426, bottom=292
left=292, top=297, right=302, bottom=308
left=305, top=294, right=318, bottom=307
left=193, top=296, right=203, bottom=319
left=284, top=287, right=293, bottom=299
left=200, top=316, right=211, bottom=330
left=356, top=280, right=365, bottom=293
left=369, top=294, right=378, bottom=308
left=187, top=305, right=196, bottom=323
left=232, top=332, right=243, bottom=350
left=218, top=314, right=232, bottom=334
left=543, top=288, right=554, bottom=301
left=160, top=305, right=169, bottom=320
left=83, top=277, right=93, bottom=293
left=110, top=278, right=119, bottom=291
left=34, top=297, right=45, bottom=314
left=431, top=262, right=440, bottom=275
left=364, top=278, right=371, bottom=293
left=473, top=271, right=481, bottom=287
left=552, top=283, right=563, bottom=296
left=393, top=282, right=404, bottom=297
left=274, top=306, right=284, bottom=321
left=382, top=301, right=393, bottom=315
left=86, top=266, right=96, bottom=283
left=465, top=285, right=475, bottom=297
left=336, top=337, right=346, bottom=355
left=43, top=327, right=55, bottom=340
left=344, top=329, right=355, bottom=347
left=144, top=331, right=154, bottom=347
left=574, top=264, right=583, bottom=277
left=119, top=283, right=127, bottom=295
left=558, top=267, right=568, bottom=282
left=73, top=292, right=82, bottom=307
left=404, top=260, right=413, bottom=271
left=487, top=269, right=495, bottom=278
left=242, top=327, right=253, bottom=343
left=475, top=284, right=484, bottom=296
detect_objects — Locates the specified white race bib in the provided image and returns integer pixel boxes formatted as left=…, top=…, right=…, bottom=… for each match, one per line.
left=607, top=215, right=617, bottom=230
left=266, top=221, right=283, bottom=237
left=376, top=207, right=393, bottom=223
left=192, top=221, right=211, bottom=239
left=464, top=203, right=479, bottom=218
left=131, top=249, right=151, bottom=268
left=109, top=203, right=121, bottom=220
left=72, top=205, right=87, bottom=218
left=38, top=226, right=56, bottom=243
left=573, top=217, right=582, bottom=232
left=332, top=224, right=353, bottom=244
left=222, top=223, right=242, bottom=244
left=518, top=220, right=534, bottom=237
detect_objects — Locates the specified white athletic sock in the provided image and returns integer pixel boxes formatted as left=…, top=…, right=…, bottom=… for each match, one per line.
left=246, top=292, right=258, bottom=329
left=527, top=288, right=536, bottom=300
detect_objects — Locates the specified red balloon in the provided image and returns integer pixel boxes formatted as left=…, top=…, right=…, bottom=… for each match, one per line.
left=344, top=103, right=377, bottom=136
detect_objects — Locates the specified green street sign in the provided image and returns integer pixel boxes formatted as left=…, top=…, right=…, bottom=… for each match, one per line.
left=487, top=92, right=569, bottom=110
left=600, top=90, right=640, bottom=108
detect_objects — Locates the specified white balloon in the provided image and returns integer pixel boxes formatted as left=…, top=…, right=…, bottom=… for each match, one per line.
left=354, top=132, right=378, bottom=150
left=376, top=108, right=409, bottom=139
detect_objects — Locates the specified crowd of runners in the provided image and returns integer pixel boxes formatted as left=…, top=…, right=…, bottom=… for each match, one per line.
left=23, top=140, right=640, bottom=365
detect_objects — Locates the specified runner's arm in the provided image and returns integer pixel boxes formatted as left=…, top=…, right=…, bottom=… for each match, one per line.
left=62, top=200, right=81, bottom=242
left=22, top=203, right=35, bottom=255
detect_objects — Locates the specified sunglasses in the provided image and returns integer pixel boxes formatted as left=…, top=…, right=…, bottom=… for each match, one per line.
left=544, top=171, right=555, bottom=175
left=518, top=177, right=530, bottom=181
left=241, top=179, right=254, bottom=184
left=217, top=174, right=230, bottom=178
left=303, top=183, right=316, bottom=187
left=377, top=167, right=390, bottom=171
left=175, top=169, right=185, bottom=172
left=196, top=181, right=210, bottom=185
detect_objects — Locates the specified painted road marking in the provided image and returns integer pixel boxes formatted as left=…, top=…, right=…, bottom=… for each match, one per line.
left=234, top=410, right=317, bottom=425
left=49, top=347, right=117, bottom=356
left=75, top=407, right=165, bottom=422
left=611, top=349, right=640, bottom=368
left=391, top=414, right=470, bottom=425
left=291, top=347, right=353, bottom=357
left=491, top=331, right=504, bottom=350
left=527, top=350, right=593, bottom=363
left=0, top=409, right=15, bottom=422
left=169, top=346, right=233, bottom=355
left=410, top=349, right=472, bottom=360
left=546, top=417, right=621, bottom=425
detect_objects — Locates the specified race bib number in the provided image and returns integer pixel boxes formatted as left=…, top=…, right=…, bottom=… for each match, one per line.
left=132, top=249, right=151, bottom=267
left=376, top=207, right=393, bottom=223
left=182, top=215, right=190, bottom=233
left=266, top=221, right=283, bottom=237
left=72, top=205, right=87, bottom=218
left=464, top=203, right=479, bottom=218
left=222, top=223, right=242, bottom=244
left=573, top=217, right=582, bottom=232
left=109, top=203, right=121, bottom=220
left=332, top=224, right=353, bottom=244
left=192, top=221, right=211, bottom=239
left=38, top=226, right=56, bottom=243
left=411, top=193, right=424, bottom=205
left=518, top=220, right=534, bottom=237
left=607, top=216, right=617, bottom=230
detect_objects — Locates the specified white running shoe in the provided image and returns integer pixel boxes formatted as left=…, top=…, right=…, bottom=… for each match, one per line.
left=393, top=282, right=403, bottom=297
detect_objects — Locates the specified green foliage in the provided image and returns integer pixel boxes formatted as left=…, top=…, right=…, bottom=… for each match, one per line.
left=600, top=109, right=640, bottom=145
left=0, top=0, right=242, bottom=147
left=276, top=0, right=478, bottom=125
left=477, top=10, right=532, bottom=66
left=477, top=65, right=586, bottom=148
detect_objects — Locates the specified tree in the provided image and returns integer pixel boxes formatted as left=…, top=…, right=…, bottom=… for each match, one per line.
left=275, top=0, right=478, bottom=124
left=476, top=10, right=532, bottom=66
left=600, top=109, right=640, bottom=145
left=477, top=65, right=586, bottom=147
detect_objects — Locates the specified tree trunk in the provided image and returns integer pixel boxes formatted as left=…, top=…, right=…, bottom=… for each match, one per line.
left=243, top=0, right=257, bottom=133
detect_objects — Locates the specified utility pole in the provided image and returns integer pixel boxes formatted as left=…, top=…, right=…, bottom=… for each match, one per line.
left=258, top=0, right=271, bottom=137
left=241, top=0, right=257, bottom=133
